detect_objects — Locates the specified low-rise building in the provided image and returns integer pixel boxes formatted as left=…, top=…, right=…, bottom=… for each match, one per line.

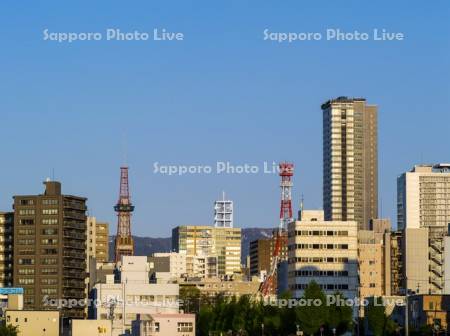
left=409, top=294, right=450, bottom=333
left=179, top=275, right=260, bottom=298
left=72, top=319, right=111, bottom=336
left=91, top=256, right=180, bottom=336
left=131, top=313, right=195, bottom=336
left=6, top=310, right=59, bottom=336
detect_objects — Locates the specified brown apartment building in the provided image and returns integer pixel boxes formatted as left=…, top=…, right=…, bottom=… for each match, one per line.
left=0, top=212, right=14, bottom=287
left=13, top=180, right=87, bottom=318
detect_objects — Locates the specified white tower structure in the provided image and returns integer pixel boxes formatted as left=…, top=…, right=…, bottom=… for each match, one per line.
left=214, top=192, right=233, bottom=228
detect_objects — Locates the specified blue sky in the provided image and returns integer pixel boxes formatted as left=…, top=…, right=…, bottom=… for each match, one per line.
left=0, top=0, right=449, bottom=236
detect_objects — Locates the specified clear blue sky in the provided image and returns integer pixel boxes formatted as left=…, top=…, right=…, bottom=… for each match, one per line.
left=0, top=1, right=449, bottom=237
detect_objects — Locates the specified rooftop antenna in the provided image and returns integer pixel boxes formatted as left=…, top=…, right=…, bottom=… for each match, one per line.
left=298, top=194, right=304, bottom=220
left=122, top=131, right=128, bottom=166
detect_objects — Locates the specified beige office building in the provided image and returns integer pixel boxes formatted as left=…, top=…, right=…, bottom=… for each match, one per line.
left=358, top=219, right=391, bottom=299
left=172, top=225, right=241, bottom=276
left=398, top=164, right=450, bottom=294
left=287, top=210, right=359, bottom=300
left=322, top=97, right=378, bottom=230
left=87, top=217, right=109, bottom=265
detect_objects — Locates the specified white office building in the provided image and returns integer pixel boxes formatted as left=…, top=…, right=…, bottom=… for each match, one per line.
left=92, top=256, right=180, bottom=336
left=397, top=164, right=450, bottom=294
left=287, top=210, right=359, bottom=301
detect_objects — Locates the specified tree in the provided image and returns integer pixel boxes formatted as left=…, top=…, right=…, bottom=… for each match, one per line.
left=296, top=281, right=328, bottom=335
left=0, top=325, right=19, bottom=336
left=366, top=297, right=398, bottom=336
left=179, top=285, right=201, bottom=314
left=326, top=292, right=353, bottom=335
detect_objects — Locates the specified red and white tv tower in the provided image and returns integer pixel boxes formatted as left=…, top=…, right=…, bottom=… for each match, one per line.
left=114, top=166, right=135, bottom=263
left=259, top=162, right=294, bottom=296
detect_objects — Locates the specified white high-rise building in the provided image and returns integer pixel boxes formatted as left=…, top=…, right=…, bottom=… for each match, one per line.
left=214, top=192, right=233, bottom=228
left=397, top=164, right=450, bottom=230
left=397, top=164, right=450, bottom=294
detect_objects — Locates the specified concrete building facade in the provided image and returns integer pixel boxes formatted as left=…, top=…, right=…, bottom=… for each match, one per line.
left=92, top=256, right=179, bottom=336
left=358, top=219, right=391, bottom=299
left=398, top=164, right=450, bottom=294
left=6, top=310, right=60, bottom=336
left=131, top=313, right=195, bottom=336
left=287, top=210, right=359, bottom=300
left=87, top=217, right=109, bottom=264
left=322, top=97, right=378, bottom=230
left=13, top=181, right=87, bottom=318
left=172, top=225, right=241, bottom=276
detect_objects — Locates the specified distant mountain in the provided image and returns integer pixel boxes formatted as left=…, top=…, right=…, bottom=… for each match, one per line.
left=109, top=227, right=274, bottom=264
left=109, top=236, right=171, bottom=261
left=240, top=228, right=274, bottom=263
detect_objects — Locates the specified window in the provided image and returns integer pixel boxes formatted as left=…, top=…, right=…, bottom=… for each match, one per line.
left=18, top=229, right=35, bottom=235
left=42, top=228, right=58, bottom=235
left=20, top=199, right=34, bottom=206
left=18, top=278, right=34, bottom=285
left=42, top=199, right=58, bottom=205
left=42, top=258, right=57, bottom=265
left=18, top=258, right=34, bottom=265
left=42, top=278, right=57, bottom=285
left=41, top=238, right=58, bottom=245
left=18, top=239, right=35, bottom=245
left=19, top=209, right=35, bottom=215
left=42, top=268, right=58, bottom=275
left=19, top=219, right=34, bottom=226
left=177, top=322, right=193, bottom=332
left=41, top=248, right=58, bottom=255
left=42, top=209, right=58, bottom=215
left=18, top=269, right=35, bottom=275
left=42, top=219, right=58, bottom=225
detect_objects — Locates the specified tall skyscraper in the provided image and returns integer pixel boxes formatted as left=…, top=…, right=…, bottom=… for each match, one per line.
left=214, top=192, right=233, bottom=228
left=322, top=97, right=378, bottom=230
left=13, top=180, right=87, bottom=318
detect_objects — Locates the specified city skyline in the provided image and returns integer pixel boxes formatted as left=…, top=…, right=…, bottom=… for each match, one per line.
left=1, top=1, right=449, bottom=237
